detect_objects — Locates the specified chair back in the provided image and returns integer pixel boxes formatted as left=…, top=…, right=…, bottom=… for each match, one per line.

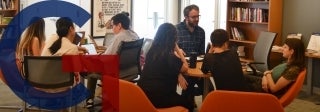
left=199, top=90, right=284, bottom=112
left=140, top=38, right=153, bottom=70
left=253, top=31, right=277, bottom=72
left=117, top=38, right=144, bottom=81
left=141, top=38, right=153, bottom=58
left=24, top=56, right=74, bottom=89
left=119, top=79, right=188, bottom=112
left=119, top=79, right=158, bottom=112
left=279, top=68, right=306, bottom=107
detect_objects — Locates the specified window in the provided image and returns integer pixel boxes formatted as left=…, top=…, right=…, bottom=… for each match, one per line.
left=20, top=0, right=82, bottom=38
left=182, top=0, right=227, bottom=44
left=132, top=0, right=167, bottom=39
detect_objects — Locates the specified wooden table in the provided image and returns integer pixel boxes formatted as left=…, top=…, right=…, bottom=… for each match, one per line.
left=187, top=62, right=212, bottom=99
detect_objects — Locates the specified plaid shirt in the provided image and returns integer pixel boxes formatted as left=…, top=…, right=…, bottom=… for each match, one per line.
left=176, top=21, right=205, bottom=56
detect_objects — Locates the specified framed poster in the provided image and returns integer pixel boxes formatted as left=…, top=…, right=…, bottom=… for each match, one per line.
left=91, top=0, right=131, bottom=38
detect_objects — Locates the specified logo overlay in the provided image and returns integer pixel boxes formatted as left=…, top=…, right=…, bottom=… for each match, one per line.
left=0, top=0, right=119, bottom=111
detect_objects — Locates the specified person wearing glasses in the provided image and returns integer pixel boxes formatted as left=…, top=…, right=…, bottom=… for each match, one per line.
left=176, top=4, right=205, bottom=108
left=83, top=12, right=139, bottom=110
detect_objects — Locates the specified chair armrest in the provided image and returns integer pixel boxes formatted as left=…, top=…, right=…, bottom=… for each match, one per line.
left=247, top=62, right=265, bottom=75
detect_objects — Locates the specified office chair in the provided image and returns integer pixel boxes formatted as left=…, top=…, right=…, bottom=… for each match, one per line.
left=23, top=56, right=78, bottom=111
left=140, top=38, right=153, bottom=70
left=279, top=68, right=306, bottom=107
left=119, top=79, right=188, bottom=112
left=199, top=90, right=284, bottom=112
left=82, top=38, right=144, bottom=110
left=103, top=33, right=115, bottom=47
left=117, top=38, right=144, bottom=82
left=245, top=31, right=277, bottom=75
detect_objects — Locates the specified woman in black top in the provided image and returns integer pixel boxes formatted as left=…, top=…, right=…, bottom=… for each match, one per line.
left=201, top=29, right=246, bottom=91
left=138, top=23, right=193, bottom=111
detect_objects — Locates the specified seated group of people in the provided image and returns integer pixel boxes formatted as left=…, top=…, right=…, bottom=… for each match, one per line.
left=5, top=4, right=306, bottom=112
left=11, top=11, right=140, bottom=110
left=137, top=4, right=306, bottom=112
left=138, top=26, right=305, bottom=112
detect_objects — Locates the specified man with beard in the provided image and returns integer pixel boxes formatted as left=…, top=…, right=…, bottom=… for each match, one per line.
left=176, top=4, right=205, bottom=109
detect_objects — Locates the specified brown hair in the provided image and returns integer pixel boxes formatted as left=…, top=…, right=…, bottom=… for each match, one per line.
left=284, top=38, right=305, bottom=69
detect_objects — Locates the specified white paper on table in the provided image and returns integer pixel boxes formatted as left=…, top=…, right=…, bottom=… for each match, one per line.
left=81, top=44, right=97, bottom=55
left=307, top=35, right=320, bottom=52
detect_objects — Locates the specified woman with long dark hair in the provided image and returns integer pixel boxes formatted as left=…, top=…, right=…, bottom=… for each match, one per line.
left=138, top=23, right=193, bottom=111
left=40, top=17, right=80, bottom=93
left=41, top=17, right=78, bottom=56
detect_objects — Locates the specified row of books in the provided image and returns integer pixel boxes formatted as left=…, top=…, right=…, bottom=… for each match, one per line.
left=230, top=7, right=268, bottom=23
left=0, top=16, right=12, bottom=25
left=0, top=0, right=14, bottom=10
left=230, top=27, right=245, bottom=40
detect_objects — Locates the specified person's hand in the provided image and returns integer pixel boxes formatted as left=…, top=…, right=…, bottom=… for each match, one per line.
left=78, top=46, right=88, bottom=54
left=263, top=70, right=272, bottom=75
left=261, top=75, right=269, bottom=92
left=178, top=74, right=188, bottom=90
left=180, top=49, right=186, bottom=56
left=174, top=44, right=186, bottom=56
left=208, top=44, right=215, bottom=53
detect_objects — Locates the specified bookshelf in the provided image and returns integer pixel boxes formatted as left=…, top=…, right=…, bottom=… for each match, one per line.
left=227, top=0, right=283, bottom=68
left=0, top=0, right=18, bottom=38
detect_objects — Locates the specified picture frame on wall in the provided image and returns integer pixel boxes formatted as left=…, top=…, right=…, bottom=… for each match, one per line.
left=91, top=0, right=131, bottom=38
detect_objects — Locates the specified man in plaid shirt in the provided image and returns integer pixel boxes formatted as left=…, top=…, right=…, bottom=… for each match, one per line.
left=176, top=5, right=205, bottom=56
left=176, top=4, right=205, bottom=109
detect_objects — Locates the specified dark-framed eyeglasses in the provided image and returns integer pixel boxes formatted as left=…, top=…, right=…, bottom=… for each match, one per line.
left=188, top=15, right=201, bottom=19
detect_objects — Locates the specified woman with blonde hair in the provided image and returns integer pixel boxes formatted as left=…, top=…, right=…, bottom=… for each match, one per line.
left=17, top=17, right=45, bottom=60
left=15, top=17, right=45, bottom=78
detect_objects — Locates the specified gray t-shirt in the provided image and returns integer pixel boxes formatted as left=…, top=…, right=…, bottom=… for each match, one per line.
left=104, top=30, right=139, bottom=54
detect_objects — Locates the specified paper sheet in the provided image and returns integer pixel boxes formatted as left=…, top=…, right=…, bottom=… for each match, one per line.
left=307, top=35, right=320, bottom=52
left=81, top=44, right=97, bottom=55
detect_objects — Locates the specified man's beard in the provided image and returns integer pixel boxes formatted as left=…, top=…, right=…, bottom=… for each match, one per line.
left=188, top=21, right=198, bottom=27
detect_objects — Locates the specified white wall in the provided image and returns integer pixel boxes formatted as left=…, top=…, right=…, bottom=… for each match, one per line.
left=20, top=0, right=91, bottom=39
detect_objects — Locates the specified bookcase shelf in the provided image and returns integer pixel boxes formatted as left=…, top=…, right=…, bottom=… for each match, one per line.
left=227, top=0, right=283, bottom=68
left=0, top=9, right=16, bottom=12
left=0, top=0, right=19, bottom=39
left=229, top=1, right=269, bottom=4
left=0, top=0, right=19, bottom=28
left=230, top=39, right=256, bottom=44
left=228, top=20, right=268, bottom=25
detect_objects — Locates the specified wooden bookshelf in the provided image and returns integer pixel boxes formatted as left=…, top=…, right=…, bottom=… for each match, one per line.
left=227, top=0, right=283, bottom=68
left=0, top=0, right=19, bottom=28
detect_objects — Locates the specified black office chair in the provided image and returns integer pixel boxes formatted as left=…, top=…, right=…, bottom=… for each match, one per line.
left=246, top=31, right=277, bottom=75
left=140, top=38, right=153, bottom=70
left=23, top=56, right=82, bottom=111
left=83, top=38, right=144, bottom=111
left=117, top=38, right=144, bottom=82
